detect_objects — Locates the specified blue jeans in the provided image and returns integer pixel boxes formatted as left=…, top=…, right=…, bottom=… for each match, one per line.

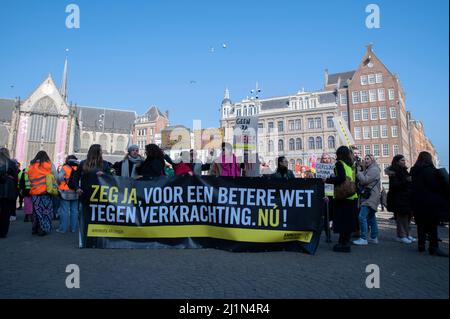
left=358, top=205, right=378, bottom=240
left=58, top=199, right=79, bottom=232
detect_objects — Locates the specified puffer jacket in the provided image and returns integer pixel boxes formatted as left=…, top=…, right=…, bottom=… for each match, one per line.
left=385, top=165, right=412, bottom=214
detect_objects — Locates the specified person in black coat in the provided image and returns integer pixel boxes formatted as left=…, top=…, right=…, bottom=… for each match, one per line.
left=325, top=146, right=358, bottom=253
left=0, top=148, right=19, bottom=238
left=135, top=144, right=166, bottom=179
left=411, top=151, right=449, bottom=257
left=385, top=154, right=415, bottom=244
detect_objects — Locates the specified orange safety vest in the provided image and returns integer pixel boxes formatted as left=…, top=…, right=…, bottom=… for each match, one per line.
left=58, top=165, right=77, bottom=191
left=28, top=161, right=52, bottom=196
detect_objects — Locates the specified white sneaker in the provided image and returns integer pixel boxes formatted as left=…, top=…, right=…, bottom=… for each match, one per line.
left=368, top=237, right=379, bottom=244
left=397, top=237, right=412, bottom=244
left=353, top=238, right=368, bottom=245
left=407, top=236, right=416, bottom=242
left=9, top=216, right=16, bottom=221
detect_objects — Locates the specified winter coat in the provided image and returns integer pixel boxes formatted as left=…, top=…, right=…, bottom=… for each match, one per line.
left=272, top=169, right=296, bottom=179
left=0, top=158, right=19, bottom=200
left=356, top=162, right=381, bottom=211
left=135, top=158, right=165, bottom=179
left=410, top=164, right=449, bottom=222
left=385, top=165, right=412, bottom=215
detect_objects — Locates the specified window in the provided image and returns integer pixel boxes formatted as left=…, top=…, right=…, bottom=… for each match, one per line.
left=308, top=137, right=315, bottom=149
left=341, top=111, right=348, bottom=123
left=362, top=108, right=369, bottom=121
left=391, top=126, right=398, bottom=137
left=354, top=127, right=362, bottom=140
left=296, top=138, right=302, bottom=150
left=289, top=120, right=295, bottom=131
left=393, top=145, right=399, bottom=155
left=360, top=91, right=369, bottom=103
left=289, top=138, right=295, bottom=151
left=328, top=136, right=335, bottom=149
left=373, top=144, right=380, bottom=157
left=376, top=73, right=383, bottom=83
left=295, top=119, right=301, bottom=131
left=268, top=140, right=274, bottom=153
left=268, top=122, right=274, bottom=133
left=258, top=122, right=264, bottom=129
left=378, top=88, right=385, bottom=101
left=388, top=88, right=395, bottom=100
left=310, top=99, right=317, bottom=108
left=304, top=97, right=310, bottom=109
left=116, top=136, right=126, bottom=152
left=368, top=74, right=376, bottom=84
left=369, top=89, right=377, bottom=102
left=370, top=107, right=378, bottom=120
left=364, top=145, right=371, bottom=157
left=278, top=121, right=284, bottom=132
left=379, top=106, right=387, bottom=119
left=380, top=125, right=388, bottom=138
left=308, top=118, right=314, bottom=129
left=243, top=106, right=248, bottom=116
left=353, top=109, right=362, bottom=121
left=363, top=127, right=370, bottom=139
left=360, top=75, right=368, bottom=85
left=390, top=107, right=397, bottom=119
left=278, top=139, right=284, bottom=152
left=327, top=116, right=334, bottom=128
left=314, top=117, right=322, bottom=129
left=352, top=91, right=360, bottom=104
left=316, top=137, right=323, bottom=149
left=382, top=144, right=389, bottom=157
left=340, top=93, right=347, bottom=105
left=236, top=109, right=241, bottom=116
left=372, top=126, right=379, bottom=138
left=81, top=133, right=90, bottom=150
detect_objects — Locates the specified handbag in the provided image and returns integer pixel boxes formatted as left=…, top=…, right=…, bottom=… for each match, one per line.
left=334, top=177, right=357, bottom=200
left=46, top=174, right=59, bottom=196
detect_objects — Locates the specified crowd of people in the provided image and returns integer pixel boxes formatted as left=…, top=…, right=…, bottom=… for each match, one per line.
left=0, top=143, right=448, bottom=257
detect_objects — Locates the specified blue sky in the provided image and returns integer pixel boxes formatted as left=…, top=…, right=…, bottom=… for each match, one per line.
left=0, top=0, right=448, bottom=167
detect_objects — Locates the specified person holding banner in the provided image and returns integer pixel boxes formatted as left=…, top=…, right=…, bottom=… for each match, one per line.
left=272, top=156, right=295, bottom=179
left=325, top=146, right=358, bottom=253
left=135, top=144, right=166, bottom=179
left=165, top=151, right=193, bottom=176
left=112, top=144, right=144, bottom=178
left=209, top=143, right=241, bottom=177
left=353, top=154, right=381, bottom=246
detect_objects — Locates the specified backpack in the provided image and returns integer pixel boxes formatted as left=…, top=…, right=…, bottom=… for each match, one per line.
left=46, top=174, right=59, bottom=196
left=67, top=167, right=79, bottom=191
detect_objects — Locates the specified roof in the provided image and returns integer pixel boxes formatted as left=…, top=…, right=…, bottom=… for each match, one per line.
left=77, top=106, right=136, bottom=133
left=138, top=106, right=167, bottom=122
left=327, top=70, right=355, bottom=88
left=260, top=98, right=290, bottom=111
left=318, top=92, right=337, bottom=104
left=0, top=98, right=15, bottom=122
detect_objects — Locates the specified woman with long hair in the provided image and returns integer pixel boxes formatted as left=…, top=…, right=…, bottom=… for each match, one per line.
left=353, top=154, right=381, bottom=246
left=135, top=144, right=166, bottom=179
left=385, top=154, right=414, bottom=244
left=325, top=146, right=358, bottom=252
left=0, top=147, right=19, bottom=238
left=27, top=150, right=56, bottom=236
left=272, top=156, right=295, bottom=179
left=411, top=152, right=448, bottom=257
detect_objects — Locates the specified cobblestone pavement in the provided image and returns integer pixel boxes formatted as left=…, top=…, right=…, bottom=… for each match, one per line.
left=0, top=209, right=448, bottom=299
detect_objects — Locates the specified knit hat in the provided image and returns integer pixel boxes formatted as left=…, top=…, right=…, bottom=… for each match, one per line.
left=128, top=144, right=139, bottom=153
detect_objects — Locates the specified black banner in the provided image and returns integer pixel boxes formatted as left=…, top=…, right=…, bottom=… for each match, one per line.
left=79, top=175, right=325, bottom=254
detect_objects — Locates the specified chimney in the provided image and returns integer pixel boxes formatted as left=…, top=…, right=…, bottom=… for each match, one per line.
left=165, top=110, right=169, bottom=119
left=324, top=69, right=329, bottom=86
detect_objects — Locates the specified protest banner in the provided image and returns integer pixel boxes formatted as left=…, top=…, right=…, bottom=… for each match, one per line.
left=332, top=116, right=355, bottom=147
left=79, top=175, right=324, bottom=254
left=315, top=163, right=335, bottom=179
